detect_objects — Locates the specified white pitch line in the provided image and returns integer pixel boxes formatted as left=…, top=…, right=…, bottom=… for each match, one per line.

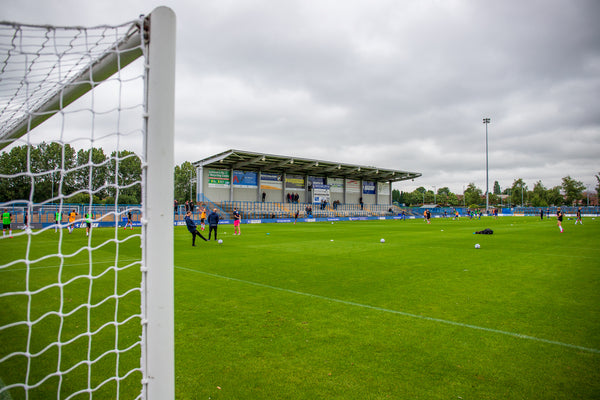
left=177, top=266, right=600, bottom=355
left=422, top=245, right=598, bottom=259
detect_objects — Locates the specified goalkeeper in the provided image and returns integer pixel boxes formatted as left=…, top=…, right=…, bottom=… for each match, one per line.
left=55, top=211, right=61, bottom=232
left=185, top=210, right=207, bottom=246
left=2, top=209, right=13, bottom=238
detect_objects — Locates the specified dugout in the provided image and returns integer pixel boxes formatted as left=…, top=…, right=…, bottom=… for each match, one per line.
left=193, top=149, right=421, bottom=206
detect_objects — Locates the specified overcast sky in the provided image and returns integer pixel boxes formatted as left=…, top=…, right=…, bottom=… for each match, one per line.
left=4, top=0, right=599, bottom=194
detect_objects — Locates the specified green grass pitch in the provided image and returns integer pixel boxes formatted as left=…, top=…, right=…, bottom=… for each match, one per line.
left=1, top=216, right=599, bottom=399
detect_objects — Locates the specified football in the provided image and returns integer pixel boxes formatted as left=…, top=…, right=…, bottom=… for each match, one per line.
left=380, top=238, right=385, bottom=243
left=218, top=239, right=223, bottom=244
left=475, top=243, right=480, bottom=249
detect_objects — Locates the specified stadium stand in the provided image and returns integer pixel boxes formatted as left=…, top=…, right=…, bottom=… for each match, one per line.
left=192, top=150, right=421, bottom=211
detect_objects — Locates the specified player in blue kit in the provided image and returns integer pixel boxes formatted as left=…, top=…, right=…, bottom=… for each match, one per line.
left=185, top=210, right=207, bottom=246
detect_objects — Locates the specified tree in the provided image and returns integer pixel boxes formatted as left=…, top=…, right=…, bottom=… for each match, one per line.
left=401, top=189, right=425, bottom=206
left=561, top=176, right=585, bottom=205
left=33, top=142, right=77, bottom=202
left=437, top=187, right=451, bottom=196
left=0, top=145, right=32, bottom=202
left=174, top=161, right=196, bottom=203
left=403, top=187, right=427, bottom=206
left=392, top=189, right=401, bottom=203
left=395, top=190, right=411, bottom=205
left=74, top=147, right=109, bottom=200
left=447, top=192, right=460, bottom=206
left=464, top=183, right=483, bottom=206
left=488, top=193, right=500, bottom=206
left=511, top=179, right=527, bottom=207
left=107, top=150, right=142, bottom=204
left=0, top=142, right=79, bottom=203
left=424, top=190, right=435, bottom=204
left=595, top=172, right=600, bottom=199
left=530, top=180, right=548, bottom=207
left=493, top=181, right=501, bottom=195
left=546, top=186, right=563, bottom=206
left=434, top=187, right=451, bottom=206
left=436, top=192, right=448, bottom=206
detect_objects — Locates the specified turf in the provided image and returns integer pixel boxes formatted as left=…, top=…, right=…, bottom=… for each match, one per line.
left=1, top=216, right=599, bottom=399
left=0, top=228, right=143, bottom=400
left=174, top=217, right=600, bottom=399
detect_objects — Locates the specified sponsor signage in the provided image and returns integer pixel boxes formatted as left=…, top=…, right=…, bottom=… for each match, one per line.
left=313, top=183, right=330, bottom=204
left=76, top=222, right=100, bottom=228
left=308, top=176, right=325, bottom=186
left=362, top=181, right=375, bottom=195
left=329, top=178, right=344, bottom=193
left=377, top=182, right=390, bottom=195
left=261, top=173, right=282, bottom=190
left=208, top=169, right=231, bottom=188
left=346, top=179, right=360, bottom=193
left=233, top=170, right=258, bottom=188
left=286, top=175, right=305, bottom=190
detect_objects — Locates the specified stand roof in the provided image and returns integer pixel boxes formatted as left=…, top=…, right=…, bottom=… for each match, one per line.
left=193, top=149, right=421, bottom=183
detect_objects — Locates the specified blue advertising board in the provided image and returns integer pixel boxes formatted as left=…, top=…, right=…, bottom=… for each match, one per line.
left=233, top=170, right=258, bottom=188
left=362, top=181, right=375, bottom=195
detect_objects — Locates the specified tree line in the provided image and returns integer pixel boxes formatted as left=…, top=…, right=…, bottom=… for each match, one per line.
left=393, top=175, right=597, bottom=208
left=0, top=143, right=196, bottom=205
left=0, top=142, right=141, bottom=204
left=0, top=143, right=198, bottom=205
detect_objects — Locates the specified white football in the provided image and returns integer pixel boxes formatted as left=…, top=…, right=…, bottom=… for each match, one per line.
left=380, top=238, right=385, bottom=243
left=218, top=239, right=223, bottom=244
left=474, top=243, right=480, bottom=249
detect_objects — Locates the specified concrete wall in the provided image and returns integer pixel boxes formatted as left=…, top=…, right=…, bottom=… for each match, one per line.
left=234, top=187, right=258, bottom=202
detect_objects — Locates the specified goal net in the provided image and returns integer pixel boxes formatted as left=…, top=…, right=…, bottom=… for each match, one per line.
left=0, top=7, right=175, bottom=400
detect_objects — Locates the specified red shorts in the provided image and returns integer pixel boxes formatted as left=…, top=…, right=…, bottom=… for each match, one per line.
left=234, top=220, right=240, bottom=227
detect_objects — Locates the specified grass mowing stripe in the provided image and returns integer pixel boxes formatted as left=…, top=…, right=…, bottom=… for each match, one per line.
left=177, top=265, right=600, bottom=355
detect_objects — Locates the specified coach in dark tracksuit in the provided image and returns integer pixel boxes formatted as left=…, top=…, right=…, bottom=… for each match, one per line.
left=207, top=208, right=220, bottom=241
left=185, top=211, right=207, bottom=246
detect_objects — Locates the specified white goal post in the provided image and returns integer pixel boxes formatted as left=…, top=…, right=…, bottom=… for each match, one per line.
left=0, top=6, right=175, bottom=400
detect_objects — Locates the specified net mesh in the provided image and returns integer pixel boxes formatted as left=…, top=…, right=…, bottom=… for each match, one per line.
left=0, top=17, right=147, bottom=400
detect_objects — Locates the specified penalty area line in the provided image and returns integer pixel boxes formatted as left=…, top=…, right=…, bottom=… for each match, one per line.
left=177, top=266, right=600, bottom=355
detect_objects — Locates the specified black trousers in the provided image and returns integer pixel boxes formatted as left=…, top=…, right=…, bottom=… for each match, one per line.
left=191, top=229, right=207, bottom=245
left=208, top=225, right=218, bottom=240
